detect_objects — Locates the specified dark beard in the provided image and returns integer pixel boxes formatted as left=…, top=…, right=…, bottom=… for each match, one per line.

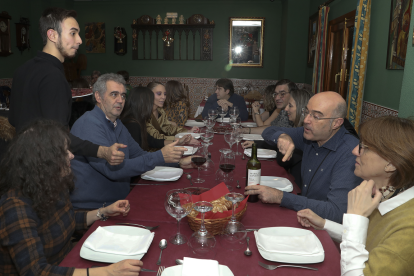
left=56, top=37, right=76, bottom=59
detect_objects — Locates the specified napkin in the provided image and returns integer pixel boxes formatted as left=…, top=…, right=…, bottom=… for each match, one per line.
left=84, top=226, right=154, bottom=255
left=182, top=257, right=219, bottom=276
left=254, top=231, right=320, bottom=255
left=142, top=167, right=183, bottom=180
left=242, top=134, right=264, bottom=141
left=244, top=148, right=277, bottom=158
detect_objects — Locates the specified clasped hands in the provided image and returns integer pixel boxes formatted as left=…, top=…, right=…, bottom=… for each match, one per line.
left=217, top=99, right=233, bottom=111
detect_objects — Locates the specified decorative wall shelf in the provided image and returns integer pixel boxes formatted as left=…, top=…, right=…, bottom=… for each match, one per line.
left=131, top=14, right=214, bottom=61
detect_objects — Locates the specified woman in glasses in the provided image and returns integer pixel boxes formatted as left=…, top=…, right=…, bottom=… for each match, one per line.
left=0, top=120, right=143, bottom=275
left=297, top=116, right=414, bottom=275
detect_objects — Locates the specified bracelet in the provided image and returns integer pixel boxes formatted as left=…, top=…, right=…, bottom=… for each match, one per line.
left=87, top=268, right=89, bottom=276
left=249, top=128, right=251, bottom=134
left=254, top=113, right=260, bottom=116
left=97, top=203, right=108, bottom=221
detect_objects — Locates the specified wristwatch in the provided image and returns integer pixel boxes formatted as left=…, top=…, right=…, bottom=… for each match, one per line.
left=97, top=203, right=108, bottom=221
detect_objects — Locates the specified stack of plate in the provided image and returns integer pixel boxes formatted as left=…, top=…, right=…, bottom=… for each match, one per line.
left=254, top=227, right=325, bottom=264
left=162, top=265, right=234, bottom=276
left=141, top=166, right=183, bottom=181
left=185, top=120, right=205, bottom=127
left=241, top=134, right=264, bottom=141
left=260, top=176, right=293, bottom=192
left=175, top=133, right=201, bottom=139
left=176, top=146, right=198, bottom=156
left=244, top=148, right=276, bottom=158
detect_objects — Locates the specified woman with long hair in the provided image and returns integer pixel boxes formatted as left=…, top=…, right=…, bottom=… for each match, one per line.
left=121, top=87, right=195, bottom=151
left=0, top=120, right=144, bottom=275
left=164, top=80, right=190, bottom=128
left=297, top=116, right=414, bottom=275
left=252, top=85, right=276, bottom=125
left=146, top=81, right=197, bottom=140
left=284, top=89, right=312, bottom=127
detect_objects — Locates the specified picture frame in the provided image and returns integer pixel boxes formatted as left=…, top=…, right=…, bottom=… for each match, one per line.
left=307, top=12, right=318, bottom=68
left=386, top=0, right=413, bottom=69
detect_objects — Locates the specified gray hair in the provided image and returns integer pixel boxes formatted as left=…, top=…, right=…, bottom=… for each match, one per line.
left=92, top=73, right=126, bottom=103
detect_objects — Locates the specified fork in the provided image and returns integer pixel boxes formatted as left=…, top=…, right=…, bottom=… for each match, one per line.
left=115, top=222, right=159, bottom=231
left=156, top=266, right=165, bottom=276
left=259, top=261, right=318, bottom=271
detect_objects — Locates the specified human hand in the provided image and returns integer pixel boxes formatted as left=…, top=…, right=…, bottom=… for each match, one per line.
left=98, top=143, right=127, bottom=165
left=191, top=126, right=200, bottom=133
left=161, top=140, right=187, bottom=163
left=242, top=141, right=254, bottom=149
left=277, top=134, right=295, bottom=162
left=347, top=180, right=382, bottom=217
left=297, top=209, right=325, bottom=230
left=252, top=101, right=260, bottom=113
left=104, top=200, right=130, bottom=217
left=187, top=137, right=201, bottom=146
left=106, top=259, right=143, bottom=276
left=176, top=134, right=192, bottom=146
left=244, top=185, right=283, bottom=204
left=179, top=156, right=196, bottom=169
left=217, top=100, right=230, bottom=111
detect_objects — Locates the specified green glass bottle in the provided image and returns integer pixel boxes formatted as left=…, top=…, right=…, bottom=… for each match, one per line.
left=246, top=143, right=261, bottom=203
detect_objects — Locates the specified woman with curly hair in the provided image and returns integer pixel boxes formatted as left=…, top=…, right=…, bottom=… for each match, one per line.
left=0, top=120, right=144, bottom=275
left=252, top=85, right=276, bottom=125
left=164, top=80, right=190, bottom=128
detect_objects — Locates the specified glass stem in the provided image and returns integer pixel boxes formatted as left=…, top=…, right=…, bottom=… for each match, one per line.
left=197, top=166, right=201, bottom=180
left=176, top=218, right=181, bottom=235
left=236, top=142, right=239, bottom=153
left=230, top=202, right=237, bottom=222
left=199, top=211, right=207, bottom=234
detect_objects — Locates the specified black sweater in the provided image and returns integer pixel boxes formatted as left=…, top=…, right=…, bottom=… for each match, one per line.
left=9, top=51, right=98, bottom=157
left=123, top=121, right=165, bottom=150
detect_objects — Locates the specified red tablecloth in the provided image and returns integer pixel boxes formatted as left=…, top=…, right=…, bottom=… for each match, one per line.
left=60, top=132, right=340, bottom=275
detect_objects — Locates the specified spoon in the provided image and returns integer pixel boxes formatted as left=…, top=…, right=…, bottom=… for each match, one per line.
left=244, top=237, right=252, bottom=256
left=236, top=180, right=241, bottom=189
left=156, top=239, right=167, bottom=265
left=175, top=259, right=184, bottom=265
left=186, top=174, right=193, bottom=186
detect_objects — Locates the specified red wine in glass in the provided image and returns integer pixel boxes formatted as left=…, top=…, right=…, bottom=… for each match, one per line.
left=219, top=164, right=235, bottom=173
left=192, top=157, right=207, bottom=167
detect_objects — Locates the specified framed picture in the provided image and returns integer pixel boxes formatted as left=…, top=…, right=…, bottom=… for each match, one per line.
left=386, top=0, right=413, bottom=69
left=307, top=12, right=318, bottom=67
left=85, top=22, right=106, bottom=53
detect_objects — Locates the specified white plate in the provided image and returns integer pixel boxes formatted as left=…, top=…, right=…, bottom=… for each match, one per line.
left=185, top=120, right=205, bottom=127
left=260, top=176, right=293, bottom=192
left=244, top=148, right=276, bottom=159
left=162, top=265, right=234, bottom=276
left=242, top=134, right=264, bottom=141
left=216, top=117, right=230, bottom=123
left=175, top=146, right=197, bottom=156
left=175, top=133, right=201, bottom=139
left=241, top=122, right=257, bottom=127
left=80, top=226, right=152, bottom=263
left=141, top=166, right=183, bottom=181
left=255, top=227, right=324, bottom=264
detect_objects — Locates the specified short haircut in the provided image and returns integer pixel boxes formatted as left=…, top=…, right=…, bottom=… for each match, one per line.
left=215, top=79, right=234, bottom=95
left=39, top=7, right=77, bottom=46
left=359, top=116, right=414, bottom=190
left=117, top=70, right=129, bottom=82
left=333, top=101, right=347, bottom=119
left=275, top=79, right=298, bottom=93
left=92, top=73, right=126, bottom=103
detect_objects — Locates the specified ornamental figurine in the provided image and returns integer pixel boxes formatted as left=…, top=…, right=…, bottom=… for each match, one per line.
left=164, top=17, right=168, bottom=24
left=114, top=26, right=127, bottom=56
left=179, top=15, right=185, bottom=24
left=162, top=29, right=174, bottom=47
left=114, top=26, right=125, bottom=43
left=172, top=17, right=176, bottom=24
left=156, top=15, right=162, bottom=24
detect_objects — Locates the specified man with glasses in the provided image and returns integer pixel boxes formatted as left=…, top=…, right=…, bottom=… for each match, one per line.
left=245, top=92, right=361, bottom=223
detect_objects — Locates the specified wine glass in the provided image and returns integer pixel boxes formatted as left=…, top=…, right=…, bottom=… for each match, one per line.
left=164, top=189, right=193, bottom=245
left=220, top=192, right=247, bottom=250
left=230, top=117, right=241, bottom=130
left=218, top=150, right=235, bottom=190
left=208, top=109, right=218, bottom=120
left=200, top=129, right=214, bottom=147
left=188, top=201, right=217, bottom=258
left=229, top=106, right=240, bottom=119
left=217, top=106, right=227, bottom=126
left=224, top=130, right=236, bottom=150
left=233, top=128, right=243, bottom=156
left=203, top=118, right=215, bottom=131
left=192, top=144, right=208, bottom=183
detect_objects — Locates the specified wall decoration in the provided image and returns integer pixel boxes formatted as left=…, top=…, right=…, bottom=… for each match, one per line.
left=179, top=15, right=185, bottom=24
left=15, top=17, right=30, bottom=54
left=85, top=22, right=106, bottom=53
left=0, top=11, right=12, bottom=57
left=307, top=12, right=318, bottom=67
left=386, top=0, right=413, bottom=69
left=114, top=26, right=127, bottom=55
left=156, top=15, right=162, bottom=24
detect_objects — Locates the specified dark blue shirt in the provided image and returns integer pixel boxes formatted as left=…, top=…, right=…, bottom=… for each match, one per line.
left=201, top=93, right=248, bottom=121
left=262, top=125, right=361, bottom=223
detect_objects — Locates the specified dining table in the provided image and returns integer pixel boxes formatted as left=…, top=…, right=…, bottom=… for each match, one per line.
left=59, top=123, right=341, bottom=275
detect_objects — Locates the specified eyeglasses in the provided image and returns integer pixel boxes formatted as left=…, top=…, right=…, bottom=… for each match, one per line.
left=359, top=142, right=368, bottom=154
left=273, top=91, right=289, bottom=98
left=301, top=108, right=340, bottom=121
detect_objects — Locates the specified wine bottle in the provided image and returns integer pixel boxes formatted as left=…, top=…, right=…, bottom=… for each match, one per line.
left=246, top=143, right=261, bottom=203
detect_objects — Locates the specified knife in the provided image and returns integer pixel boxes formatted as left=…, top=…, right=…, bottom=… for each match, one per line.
left=92, top=266, right=156, bottom=272
left=133, top=183, right=169, bottom=185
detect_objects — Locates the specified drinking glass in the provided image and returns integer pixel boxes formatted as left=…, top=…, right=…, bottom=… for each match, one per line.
left=230, top=117, right=241, bottom=130
left=200, top=129, right=214, bottom=147
left=192, top=144, right=208, bottom=183
left=217, top=106, right=227, bottom=126
left=188, top=201, right=216, bottom=258
left=164, top=189, right=193, bottom=245
left=203, top=118, right=215, bottom=131
left=224, top=130, right=236, bottom=150
left=208, top=109, right=218, bottom=120
left=233, top=128, right=243, bottom=156
left=229, top=106, right=240, bottom=119
left=218, top=150, right=235, bottom=190
left=220, top=192, right=247, bottom=250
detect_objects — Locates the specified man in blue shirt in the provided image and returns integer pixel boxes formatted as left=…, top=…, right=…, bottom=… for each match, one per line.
left=245, top=92, right=361, bottom=223
left=201, top=78, right=248, bottom=121
left=70, top=73, right=193, bottom=209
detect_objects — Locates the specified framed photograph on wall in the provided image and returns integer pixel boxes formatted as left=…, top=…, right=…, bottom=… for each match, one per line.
left=386, top=0, right=413, bottom=69
left=85, top=22, right=106, bottom=53
left=307, top=12, right=318, bottom=67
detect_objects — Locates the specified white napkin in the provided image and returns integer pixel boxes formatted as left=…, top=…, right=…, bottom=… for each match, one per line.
left=254, top=231, right=320, bottom=255
left=84, top=226, right=154, bottom=256
left=242, top=134, right=264, bottom=141
left=244, top=148, right=276, bottom=158
left=182, top=257, right=219, bottom=276
left=142, top=167, right=182, bottom=180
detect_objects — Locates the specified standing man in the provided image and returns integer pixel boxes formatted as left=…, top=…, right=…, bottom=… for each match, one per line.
left=201, top=78, right=248, bottom=121
left=9, top=8, right=123, bottom=165
left=245, top=92, right=361, bottom=223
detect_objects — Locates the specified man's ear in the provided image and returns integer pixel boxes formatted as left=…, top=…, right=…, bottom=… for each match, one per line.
left=47, top=29, right=58, bottom=43
left=94, top=91, right=101, bottom=104
left=225, top=89, right=230, bottom=95
left=332, top=118, right=344, bottom=130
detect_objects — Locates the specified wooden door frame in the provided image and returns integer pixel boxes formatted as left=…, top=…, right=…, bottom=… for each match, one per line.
left=324, top=10, right=356, bottom=93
